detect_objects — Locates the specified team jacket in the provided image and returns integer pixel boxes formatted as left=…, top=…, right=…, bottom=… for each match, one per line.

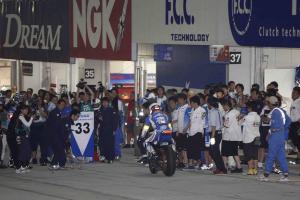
left=177, top=104, right=192, bottom=133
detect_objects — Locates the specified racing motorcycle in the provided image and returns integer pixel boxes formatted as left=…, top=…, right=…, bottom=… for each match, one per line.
left=148, top=130, right=176, bottom=177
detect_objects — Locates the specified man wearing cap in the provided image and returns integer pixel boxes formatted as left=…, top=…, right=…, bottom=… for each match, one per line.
left=260, top=96, right=291, bottom=181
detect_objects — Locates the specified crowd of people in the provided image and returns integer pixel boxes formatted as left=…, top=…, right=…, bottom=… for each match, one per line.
left=0, top=80, right=300, bottom=182
left=137, top=81, right=300, bottom=181
left=0, top=83, right=131, bottom=173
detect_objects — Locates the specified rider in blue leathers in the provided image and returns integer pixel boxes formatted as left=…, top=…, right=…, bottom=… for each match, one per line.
left=140, top=103, right=172, bottom=154
left=261, top=96, right=291, bottom=182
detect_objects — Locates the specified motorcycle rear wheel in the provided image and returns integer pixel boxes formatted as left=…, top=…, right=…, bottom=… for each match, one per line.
left=161, top=146, right=176, bottom=177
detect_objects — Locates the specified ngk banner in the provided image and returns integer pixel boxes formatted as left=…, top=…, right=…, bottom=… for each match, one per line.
left=0, top=0, right=69, bottom=62
left=71, top=0, right=132, bottom=60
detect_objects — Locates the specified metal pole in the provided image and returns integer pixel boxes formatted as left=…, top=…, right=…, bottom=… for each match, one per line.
left=16, top=59, right=23, bottom=92
left=69, top=63, right=73, bottom=92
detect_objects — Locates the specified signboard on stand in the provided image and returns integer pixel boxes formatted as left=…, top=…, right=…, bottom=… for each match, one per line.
left=71, top=112, right=94, bottom=157
left=71, top=0, right=132, bottom=60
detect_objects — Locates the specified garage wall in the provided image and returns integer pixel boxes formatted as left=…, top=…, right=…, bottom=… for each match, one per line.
left=263, top=48, right=300, bottom=69
left=23, top=61, right=80, bottom=93
left=110, top=61, right=135, bottom=74
left=228, top=47, right=300, bottom=95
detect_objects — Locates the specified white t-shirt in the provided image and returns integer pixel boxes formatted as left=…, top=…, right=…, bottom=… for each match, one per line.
left=218, top=103, right=226, bottom=117
left=156, top=96, right=167, bottom=107
left=223, top=109, right=242, bottom=141
left=188, top=106, right=206, bottom=136
left=241, top=112, right=261, bottom=144
left=208, top=108, right=223, bottom=132
left=177, top=104, right=190, bottom=133
left=146, top=92, right=156, bottom=100
left=118, top=99, right=124, bottom=114
left=171, top=108, right=179, bottom=132
left=290, top=98, right=300, bottom=122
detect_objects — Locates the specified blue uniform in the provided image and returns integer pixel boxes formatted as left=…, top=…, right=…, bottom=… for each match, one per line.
left=143, top=112, right=171, bottom=149
left=97, top=107, right=118, bottom=161
left=61, top=105, right=72, bottom=118
left=265, top=108, right=290, bottom=175
left=111, top=97, right=124, bottom=158
left=46, top=108, right=66, bottom=166
left=52, top=118, right=72, bottom=167
left=114, top=111, right=124, bottom=158
left=203, top=104, right=210, bottom=147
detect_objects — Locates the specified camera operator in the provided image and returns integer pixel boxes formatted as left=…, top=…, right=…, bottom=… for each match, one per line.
left=96, top=82, right=105, bottom=99
left=76, top=79, right=95, bottom=112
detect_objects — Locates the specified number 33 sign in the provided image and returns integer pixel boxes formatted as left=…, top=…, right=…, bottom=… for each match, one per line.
left=71, top=112, right=94, bottom=157
left=74, top=122, right=90, bottom=134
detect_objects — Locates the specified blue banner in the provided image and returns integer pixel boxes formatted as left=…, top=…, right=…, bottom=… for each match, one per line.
left=229, top=0, right=300, bottom=47
left=110, top=74, right=135, bottom=85
left=0, top=0, right=69, bottom=62
left=154, top=45, right=173, bottom=62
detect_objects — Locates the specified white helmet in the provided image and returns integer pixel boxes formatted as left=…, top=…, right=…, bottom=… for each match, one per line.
left=149, top=103, right=161, bottom=113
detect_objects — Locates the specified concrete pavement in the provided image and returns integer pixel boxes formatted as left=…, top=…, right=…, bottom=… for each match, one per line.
left=0, top=150, right=300, bottom=200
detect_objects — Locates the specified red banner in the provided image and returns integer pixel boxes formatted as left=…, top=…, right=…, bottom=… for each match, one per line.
left=70, top=0, right=131, bottom=60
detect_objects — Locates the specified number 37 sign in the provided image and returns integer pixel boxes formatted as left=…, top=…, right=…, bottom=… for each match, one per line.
left=71, top=112, right=94, bottom=157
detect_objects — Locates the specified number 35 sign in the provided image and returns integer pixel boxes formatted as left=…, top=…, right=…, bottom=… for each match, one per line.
left=71, top=112, right=94, bottom=157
